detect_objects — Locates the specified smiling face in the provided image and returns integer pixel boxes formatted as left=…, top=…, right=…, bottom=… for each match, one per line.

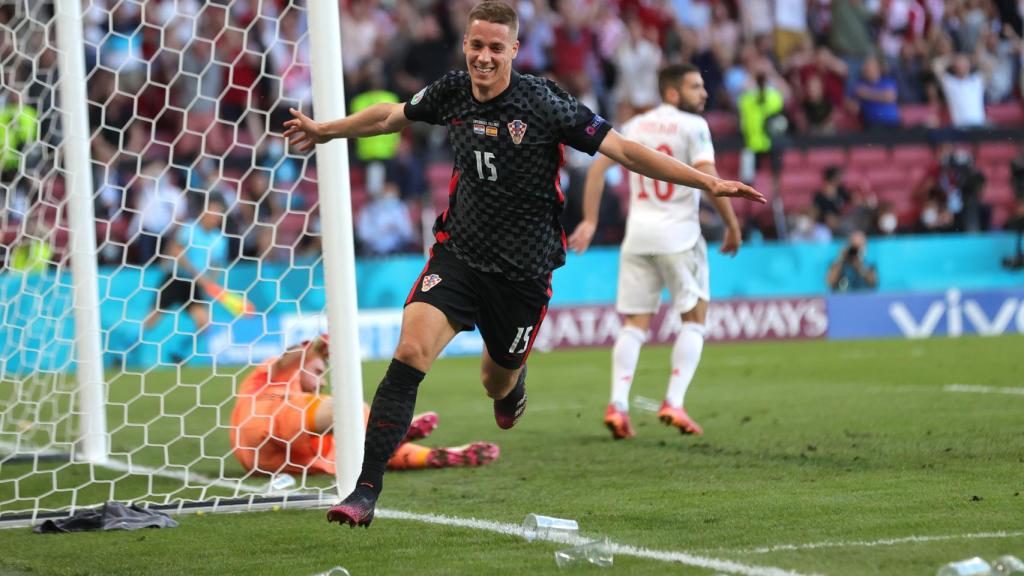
left=463, top=18, right=518, bottom=101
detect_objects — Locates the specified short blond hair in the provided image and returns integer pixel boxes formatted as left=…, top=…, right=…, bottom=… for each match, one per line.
left=467, top=1, right=519, bottom=38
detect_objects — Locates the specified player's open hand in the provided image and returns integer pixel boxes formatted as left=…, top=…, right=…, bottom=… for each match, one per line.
left=567, top=220, right=596, bottom=254
left=283, top=108, right=326, bottom=152
left=720, top=225, right=742, bottom=256
left=710, top=179, right=766, bottom=204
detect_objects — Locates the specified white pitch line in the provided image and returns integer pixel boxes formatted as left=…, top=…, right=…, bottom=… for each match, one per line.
left=99, top=458, right=271, bottom=493
left=0, top=440, right=298, bottom=496
left=734, top=531, right=1024, bottom=555
left=378, top=509, right=816, bottom=576
left=4, top=445, right=810, bottom=575
left=944, top=384, right=1024, bottom=396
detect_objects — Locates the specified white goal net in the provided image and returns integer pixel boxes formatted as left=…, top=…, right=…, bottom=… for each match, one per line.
left=0, top=0, right=344, bottom=524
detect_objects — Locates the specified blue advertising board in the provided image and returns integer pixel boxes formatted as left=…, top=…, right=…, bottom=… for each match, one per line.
left=827, top=288, right=1024, bottom=339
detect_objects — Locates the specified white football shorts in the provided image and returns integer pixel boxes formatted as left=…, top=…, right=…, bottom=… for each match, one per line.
left=615, top=237, right=710, bottom=316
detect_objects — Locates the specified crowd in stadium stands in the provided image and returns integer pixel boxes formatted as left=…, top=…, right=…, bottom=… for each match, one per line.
left=2, top=0, right=1024, bottom=270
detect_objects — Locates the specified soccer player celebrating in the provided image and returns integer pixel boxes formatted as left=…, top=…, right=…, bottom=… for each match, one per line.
left=568, top=64, right=741, bottom=440
left=230, top=336, right=499, bottom=476
left=283, top=1, right=764, bottom=527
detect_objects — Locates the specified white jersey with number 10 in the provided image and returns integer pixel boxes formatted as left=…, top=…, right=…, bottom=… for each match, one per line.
left=620, top=104, right=715, bottom=255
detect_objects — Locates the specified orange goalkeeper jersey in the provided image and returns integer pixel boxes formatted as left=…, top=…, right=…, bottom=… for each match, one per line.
left=230, top=358, right=335, bottom=475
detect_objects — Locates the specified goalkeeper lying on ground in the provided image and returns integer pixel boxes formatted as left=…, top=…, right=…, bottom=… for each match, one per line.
left=230, top=336, right=499, bottom=475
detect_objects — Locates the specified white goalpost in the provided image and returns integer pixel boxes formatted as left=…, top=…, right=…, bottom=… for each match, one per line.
left=55, top=0, right=108, bottom=466
left=0, top=0, right=363, bottom=526
left=306, top=0, right=364, bottom=500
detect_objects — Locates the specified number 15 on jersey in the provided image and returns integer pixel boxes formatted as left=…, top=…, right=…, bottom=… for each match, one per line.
left=475, top=150, right=497, bottom=181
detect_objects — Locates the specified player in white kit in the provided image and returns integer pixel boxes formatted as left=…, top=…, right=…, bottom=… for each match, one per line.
left=568, top=63, right=743, bottom=439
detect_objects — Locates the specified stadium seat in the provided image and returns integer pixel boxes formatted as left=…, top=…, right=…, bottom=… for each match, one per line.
left=706, top=111, right=739, bottom=136
left=805, top=147, right=846, bottom=169
left=986, top=102, right=1024, bottom=126
left=779, top=170, right=820, bottom=205
left=864, top=168, right=915, bottom=196
left=976, top=142, right=1019, bottom=165
left=781, top=150, right=805, bottom=171
left=849, top=146, right=889, bottom=167
left=899, top=104, right=942, bottom=128
left=891, top=145, right=934, bottom=165
left=985, top=179, right=1015, bottom=204
left=716, top=152, right=740, bottom=179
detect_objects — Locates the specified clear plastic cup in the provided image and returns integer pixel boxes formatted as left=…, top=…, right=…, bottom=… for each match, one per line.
left=992, top=556, right=1024, bottom=576
left=937, top=557, right=992, bottom=576
left=312, top=567, right=350, bottom=576
left=522, top=513, right=579, bottom=542
left=554, top=537, right=613, bottom=569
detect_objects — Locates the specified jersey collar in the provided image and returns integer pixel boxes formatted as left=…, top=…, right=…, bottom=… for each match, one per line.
left=471, top=70, right=520, bottom=106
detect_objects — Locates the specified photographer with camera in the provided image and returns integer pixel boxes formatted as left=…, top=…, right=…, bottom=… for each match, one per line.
left=826, top=231, right=878, bottom=293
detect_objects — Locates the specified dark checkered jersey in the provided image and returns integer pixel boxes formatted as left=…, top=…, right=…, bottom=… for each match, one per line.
left=404, top=70, right=612, bottom=280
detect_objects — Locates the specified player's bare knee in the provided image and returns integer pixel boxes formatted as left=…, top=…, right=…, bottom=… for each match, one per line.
left=681, top=300, right=708, bottom=325
left=393, top=339, right=433, bottom=371
left=623, top=314, right=652, bottom=332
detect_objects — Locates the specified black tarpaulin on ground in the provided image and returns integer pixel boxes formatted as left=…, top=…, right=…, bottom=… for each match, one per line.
left=34, top=501, right=179, bottom=533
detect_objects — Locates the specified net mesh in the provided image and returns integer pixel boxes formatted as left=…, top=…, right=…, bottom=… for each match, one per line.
left=0, top=0, right=339, bottom=521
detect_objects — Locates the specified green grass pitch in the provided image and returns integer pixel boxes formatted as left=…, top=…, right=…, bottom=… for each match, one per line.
left=1, top=336, right=1022, bottom=575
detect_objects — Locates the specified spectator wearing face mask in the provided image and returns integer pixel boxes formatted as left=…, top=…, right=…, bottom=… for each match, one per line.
left=873, top=203, right=900, bottom=236
left=790, top=205, right=834, bottom=243
left=915, top=192, right=955, bottom=233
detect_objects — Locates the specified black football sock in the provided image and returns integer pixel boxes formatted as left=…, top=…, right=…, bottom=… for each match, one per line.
left=356, top=358, right=425, bottom=495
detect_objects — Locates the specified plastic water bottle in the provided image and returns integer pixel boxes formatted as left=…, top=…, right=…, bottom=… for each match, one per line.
left=269, top=474, right=297, bottom=492
left=937, top=557, right=992, bottom=576
left=522, top=514, right=579, bottom=542
left=991, top=556, right=1024, bottom=576
left=554, top=537, right=613, bottom=569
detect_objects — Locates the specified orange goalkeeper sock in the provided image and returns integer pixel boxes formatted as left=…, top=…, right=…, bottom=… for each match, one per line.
left=386, top=442, right=431, bottom=470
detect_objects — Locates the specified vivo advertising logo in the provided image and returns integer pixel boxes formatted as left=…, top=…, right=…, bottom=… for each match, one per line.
left=889, top=289, right=1024, bottom=338
left=829, top=288, right=1024, bottom=340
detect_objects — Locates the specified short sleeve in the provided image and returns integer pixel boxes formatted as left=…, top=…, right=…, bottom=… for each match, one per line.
left=403, top=71, right=460, bottom=126
left=687, top=118, right=715, bottom=166
left=544, top=80, right=612, bottom=156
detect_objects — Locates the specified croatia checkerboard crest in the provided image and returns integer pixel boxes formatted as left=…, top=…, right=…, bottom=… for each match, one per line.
left=507, top=119, right=527, bottom=145
left=422, top=274, right=442, bottom=292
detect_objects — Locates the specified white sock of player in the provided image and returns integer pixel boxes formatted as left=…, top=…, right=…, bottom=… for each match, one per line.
left=611, top=325, right=646, bottom=411
left=666, top=322, right=706, bottom=408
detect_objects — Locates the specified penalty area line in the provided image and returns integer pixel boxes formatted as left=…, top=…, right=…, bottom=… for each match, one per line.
left=378, top=509, right=817, bottom=576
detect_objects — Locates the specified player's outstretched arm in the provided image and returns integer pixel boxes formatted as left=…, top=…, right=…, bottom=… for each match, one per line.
left=568, top=153, right=617, bottom=254
left=597, top=130, right=766, bottom=204
left=283, top=103, right=413, bottom=152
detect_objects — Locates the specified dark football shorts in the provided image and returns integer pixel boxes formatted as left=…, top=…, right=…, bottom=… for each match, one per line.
left=156, top=273, right=204, bottom=312
left=405, top=242, right=552, bottom=369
